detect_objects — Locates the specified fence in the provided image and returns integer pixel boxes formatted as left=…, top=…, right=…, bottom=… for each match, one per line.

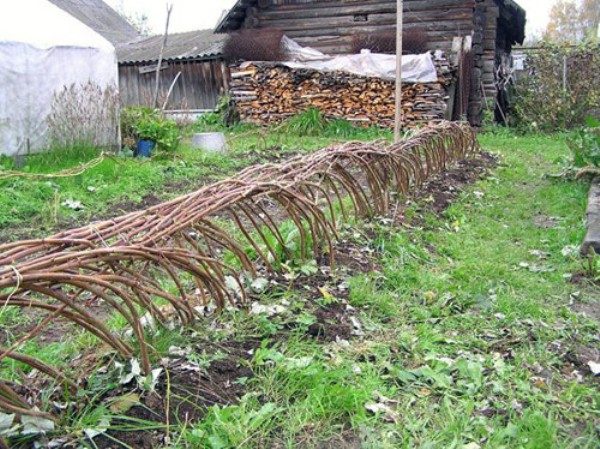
left=511, top=42, right=600, bottom=131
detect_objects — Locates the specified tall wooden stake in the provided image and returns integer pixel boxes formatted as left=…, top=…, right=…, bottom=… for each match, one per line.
left=153, top=3, right=173, bottom=108
left=394, top=0, right=403, bottom=143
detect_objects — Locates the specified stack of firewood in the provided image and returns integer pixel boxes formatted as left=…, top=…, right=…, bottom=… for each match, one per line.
left=229, top=54, right=454, bottom=128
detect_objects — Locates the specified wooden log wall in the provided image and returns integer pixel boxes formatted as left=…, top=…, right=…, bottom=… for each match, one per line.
left=243, top=0, right=478, bottom=55
left=118, top=59, right=228, bottom=110
left=482, top=0, right=499, bottom=100
left=238, top=0, right=506, bottom=126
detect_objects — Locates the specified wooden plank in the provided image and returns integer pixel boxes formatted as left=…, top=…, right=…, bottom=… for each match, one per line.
left=186, top=62, right=200, bottom=109
left=259, top=0, right=475, bottom=14
left=257, top=12, right=474, bottom=32
left=257, top=2, right=475, bottom=20
left=581, top=179, right=600, bottom=255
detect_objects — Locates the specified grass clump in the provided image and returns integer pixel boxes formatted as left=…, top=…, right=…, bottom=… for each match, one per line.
left=283, top=108, right=390, bottom=140
left=283, top=108, right=328, bottom=136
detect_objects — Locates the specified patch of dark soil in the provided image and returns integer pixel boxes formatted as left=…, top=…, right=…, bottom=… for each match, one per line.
left=477, top=407, right=508, bottom=419
left=399, top=152, right=497, bottom=220
left=563, top=344, right=600, bottom=372
left=108, top=193, right=163, bottom=216
left=94, top=339, right=259, bottom=449
left=330, top=239, right=379, bottom=273
left=573, top=302, right=600, bottom=323
left=264, top=238, right=377, bottom=300
left=569, top=272, right=589, bottom=285
left=568, top=271, right=600, bottom=292
left=297, top=430, right=362, bottom=449
left=551, top=338, right=600, bottom=383
left=307, top=302, right=354, bottom=342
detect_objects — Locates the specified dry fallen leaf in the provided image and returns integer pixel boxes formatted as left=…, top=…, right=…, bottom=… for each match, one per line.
left=108, top=392, right=140, bottom=414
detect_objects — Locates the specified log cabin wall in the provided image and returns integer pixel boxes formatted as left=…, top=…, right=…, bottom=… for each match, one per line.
left=118, top=59, right=228, bottom=111
left=218, top=0, right=526, bottom=126
left=242, top=0, right=478, bottom=55
left=482, top=0, right=500, bottom=100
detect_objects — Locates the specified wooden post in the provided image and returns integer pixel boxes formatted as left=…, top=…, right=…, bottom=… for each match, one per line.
left=153, top=3, right=173, bottom=109
left=394, top=0, right=403, bottom=143
left=562, top=55, right=567, bottom=92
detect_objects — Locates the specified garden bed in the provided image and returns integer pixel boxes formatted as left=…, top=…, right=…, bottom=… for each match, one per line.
left=1, top=131, right=598, bottom=449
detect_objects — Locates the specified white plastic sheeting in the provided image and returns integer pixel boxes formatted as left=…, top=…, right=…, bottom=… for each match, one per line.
left=255, top=36, right=438, bottom=83
left=0, top=0, right=119, bottom=156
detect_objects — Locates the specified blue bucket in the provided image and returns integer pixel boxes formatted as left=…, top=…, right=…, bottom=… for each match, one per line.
left=136, top=139, right=156, bottom=158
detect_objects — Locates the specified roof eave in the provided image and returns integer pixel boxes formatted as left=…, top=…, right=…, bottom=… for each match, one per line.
left=118, top=52, right=223, bottom=65
left=215, top=0, right=256, bottom=33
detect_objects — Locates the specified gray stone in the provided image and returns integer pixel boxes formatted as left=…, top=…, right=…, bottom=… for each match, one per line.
left=191, top=132, right=228, bottom=153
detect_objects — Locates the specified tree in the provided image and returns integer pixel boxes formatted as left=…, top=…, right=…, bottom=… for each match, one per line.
left=580, top=0, right=600, bottom=39
left=546, top=0, right=583, bottom=42
left=123, top=11, right=152, bottom=36
left=115, top=2, right=152, bottom=36
left=545, top=0, right=600, bottom=42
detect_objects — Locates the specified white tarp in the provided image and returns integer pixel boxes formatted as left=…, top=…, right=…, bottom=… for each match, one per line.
left=0, top=0, right=119, bottom=156
left=262, top=36, right=438, bottom=83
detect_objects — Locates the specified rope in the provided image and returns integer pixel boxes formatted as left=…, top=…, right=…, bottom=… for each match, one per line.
left=0, top=152, right=107, bottom=181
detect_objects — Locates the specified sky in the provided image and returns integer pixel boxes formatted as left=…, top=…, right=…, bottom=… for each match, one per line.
left=106, top=0, right=554, bottom=39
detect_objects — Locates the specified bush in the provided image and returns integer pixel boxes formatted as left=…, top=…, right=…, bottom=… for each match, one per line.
left=568, top=117, right=600, bottom=168
left=351, top=29, right=429, bottom=54
left=512, top=41, right=600, bottom=132
left=223, top=28, right=285, bottom=62
left=120, top=107, right=180, bottom=151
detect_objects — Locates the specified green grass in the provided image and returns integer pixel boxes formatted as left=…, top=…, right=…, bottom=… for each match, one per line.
left=2, top=129, right=599, bottom=448
left=168, top=131, right=598, bottom=448
left=0, top=122, right=390, bottom=241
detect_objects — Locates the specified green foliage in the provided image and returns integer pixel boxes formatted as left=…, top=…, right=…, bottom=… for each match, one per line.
left=120, top=106, right=154, bottom=145
left=120, top=107, right=181, bottom=151
left=283, top=109, right=391, bottom=140
left=195, top=95, right=239, bottom=132
left=283, top=108, right=328, bottom=136
left=187, top=400, right=279, bottom=448
left=324, top=119, right=390, bottom=140
left=134, top=115, right=180, bottom=152
left=512, top=41, right=600, bottom=132
left=568, top=116, right=600, bottom=167
left=0, top=127, right=377, bottom=238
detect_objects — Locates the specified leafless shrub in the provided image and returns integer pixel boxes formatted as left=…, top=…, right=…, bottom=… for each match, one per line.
left=352, top=29, right=429, bottom=55
left=47, top=82, right=119, bottom=149
left=223, top=28, right=285, bottom=62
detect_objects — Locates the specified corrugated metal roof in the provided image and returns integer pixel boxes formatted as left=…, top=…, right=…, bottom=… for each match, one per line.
left=48, top=0, right=140, bottom=45
left=117, top=29, right=226, bottom=64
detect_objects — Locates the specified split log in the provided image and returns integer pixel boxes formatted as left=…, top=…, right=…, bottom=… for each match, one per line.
left=230, top=52, right=455, bottom=128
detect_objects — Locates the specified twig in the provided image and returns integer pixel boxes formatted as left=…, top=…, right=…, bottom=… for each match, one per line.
left=161, top=72, right=182, bottom=112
